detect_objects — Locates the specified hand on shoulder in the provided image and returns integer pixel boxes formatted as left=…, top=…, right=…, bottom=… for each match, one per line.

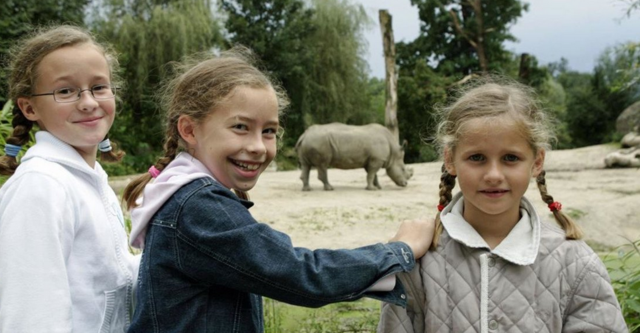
left=389, top=218, right=435, bottom=260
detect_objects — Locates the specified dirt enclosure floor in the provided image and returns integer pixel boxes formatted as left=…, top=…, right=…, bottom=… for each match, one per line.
left=111, top=144, right=640, bottom=250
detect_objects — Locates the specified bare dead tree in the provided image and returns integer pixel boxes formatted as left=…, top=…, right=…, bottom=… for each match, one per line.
left=379, top=9, right=399, bottom=144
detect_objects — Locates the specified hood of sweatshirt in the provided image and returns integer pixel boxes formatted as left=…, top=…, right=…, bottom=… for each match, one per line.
left=129, top=152, right=216, bottom=249
left=23, top=131, right=107, bottom=181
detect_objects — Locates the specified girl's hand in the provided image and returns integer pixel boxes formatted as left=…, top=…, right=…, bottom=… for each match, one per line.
left=389, top=218, right=435, bottom=260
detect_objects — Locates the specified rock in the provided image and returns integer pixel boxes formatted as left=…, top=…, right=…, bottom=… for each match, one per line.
left=616, top=100, right=640, bottom=134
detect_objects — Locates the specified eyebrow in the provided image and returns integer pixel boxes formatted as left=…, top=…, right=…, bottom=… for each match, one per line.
left=51, top=74, right=110, bottom=84
left=233, top=115, right=279, bottom=127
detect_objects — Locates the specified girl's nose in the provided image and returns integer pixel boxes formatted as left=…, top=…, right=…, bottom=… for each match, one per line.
left=77, top=90, right=99, bottom=112
left=246, top=135, right=267, bottom=155
left=484, top=161, right=504, bottom=183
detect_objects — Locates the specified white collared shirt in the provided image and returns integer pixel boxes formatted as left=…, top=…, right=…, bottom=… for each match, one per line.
left=440, top=192, right=541, bottom=266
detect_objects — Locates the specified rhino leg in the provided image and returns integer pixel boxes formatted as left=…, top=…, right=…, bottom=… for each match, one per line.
left=317, top=167, right=334, bottom=191
left=373, top=174, right=382, bottom=189
left=300, top=163, right=312, bottom=191
left=365, top=168, right=380, bottom=191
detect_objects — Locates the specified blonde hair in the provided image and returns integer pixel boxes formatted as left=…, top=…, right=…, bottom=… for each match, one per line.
left=122, top=46, right=289, bottom=209
left=0, top=25, right=124, bottom=175
left=430, top=78, right=582, bottom=249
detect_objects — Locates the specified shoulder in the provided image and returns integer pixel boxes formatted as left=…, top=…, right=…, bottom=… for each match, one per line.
left=163, top=177, right=253, bottom=217
left=174, top=177, right=238, bottom=204
left=3, top=158, right=71, bottom=194
left=539, top=221, right=595, bottom=260
left=537, top=222, right=605, bottom=280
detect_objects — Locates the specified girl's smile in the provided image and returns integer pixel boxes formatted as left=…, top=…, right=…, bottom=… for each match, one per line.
left=479, top=188, right=510, bottom=198
left=180, top=85, right=280, bottom=192
left=17, top=43, right=115, bottom=167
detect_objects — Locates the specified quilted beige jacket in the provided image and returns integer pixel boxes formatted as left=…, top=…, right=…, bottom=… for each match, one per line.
left=378, top=194, right=627, bottom=333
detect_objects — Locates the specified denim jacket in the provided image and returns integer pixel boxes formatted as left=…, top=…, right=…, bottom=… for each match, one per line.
left=128, top=177, right=415, bottom=333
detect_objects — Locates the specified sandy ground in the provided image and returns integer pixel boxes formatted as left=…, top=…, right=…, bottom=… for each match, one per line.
left=111, top=144, right=640, bottom=250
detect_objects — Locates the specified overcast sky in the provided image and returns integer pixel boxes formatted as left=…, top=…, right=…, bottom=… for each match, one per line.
left=354, top=0, right=640, bottom=78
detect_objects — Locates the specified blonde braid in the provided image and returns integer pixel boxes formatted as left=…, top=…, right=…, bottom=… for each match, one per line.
left=535, top=170, right=583, bottom=239
left=431, top=164, right=457, bottom=250
left=122, top=132, right=181, bottom=210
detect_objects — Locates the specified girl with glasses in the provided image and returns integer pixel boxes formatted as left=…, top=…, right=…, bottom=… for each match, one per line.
left=0, top=25, right=139, bottom=332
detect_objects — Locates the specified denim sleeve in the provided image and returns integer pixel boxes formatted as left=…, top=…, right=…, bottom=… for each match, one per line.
left=174, top=185, right=415, bottom=308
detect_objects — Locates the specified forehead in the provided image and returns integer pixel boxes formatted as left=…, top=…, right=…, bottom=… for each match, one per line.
left=211, top=85, right=279, bottom=122
left=36, top=43, right=109, bottom=82
left=456, top=116, right=531, bottom=150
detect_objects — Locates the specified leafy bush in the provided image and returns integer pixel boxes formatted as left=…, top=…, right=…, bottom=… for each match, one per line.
left=603, top=240, right=640, bottom=332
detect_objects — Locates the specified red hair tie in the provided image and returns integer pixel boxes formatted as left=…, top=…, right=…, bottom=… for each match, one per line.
left=437, top=204, right=445, bottom=212
left=548, top=201, right=562, bottom=212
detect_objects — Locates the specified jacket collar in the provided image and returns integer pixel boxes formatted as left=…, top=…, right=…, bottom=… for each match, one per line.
left=21, top=131, right=105, bottom=180
left=440, top=192, right=541, bottom=265
left=129, top=152, right=217, bottom=249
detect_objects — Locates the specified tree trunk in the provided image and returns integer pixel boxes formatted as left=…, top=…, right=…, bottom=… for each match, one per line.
left=519, top=53, right=531, bottom=81
left=379, top=9, right=399, bottom=144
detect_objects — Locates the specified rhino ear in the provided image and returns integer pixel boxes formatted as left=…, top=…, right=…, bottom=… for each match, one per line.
left=401, top=139, right=408, bottom=150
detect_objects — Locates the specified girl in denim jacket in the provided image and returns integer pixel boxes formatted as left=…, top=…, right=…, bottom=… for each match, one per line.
left=377, top=79, right=627, bottom=332
left=0, top=25, right=139, bottom=332
left=122, top=47, right=435, bottom=333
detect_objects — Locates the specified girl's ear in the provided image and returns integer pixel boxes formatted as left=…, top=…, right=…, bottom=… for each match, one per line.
left=532, top=149, right=546, bottom=177
left=177, top=115, right=198, bottom=146
left=17, top=97, right=39, bottom=122
left=444, top=147, right=457, bottom=176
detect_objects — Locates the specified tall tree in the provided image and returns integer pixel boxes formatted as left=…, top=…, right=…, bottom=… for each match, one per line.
left=1, top=0, right=89, bottom=105
left=90, top=0, right=223, bottom=170
left=403, top=0, right=527, bottom=77
left=306, top=0, right=372, bottom=126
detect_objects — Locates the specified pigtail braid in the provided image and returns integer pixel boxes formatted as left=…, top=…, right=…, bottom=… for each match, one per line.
left=99, top=135, right=125, bottom=163
left=0, top=106, right=34, bottom=175
left=536, top=170, right=583, bottom=239
left=431, top=164, right=457, bottom=250
left=122, top=131, right=181, bottom=210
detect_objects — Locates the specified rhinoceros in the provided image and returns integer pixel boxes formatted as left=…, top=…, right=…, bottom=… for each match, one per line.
left=295, top=123, right=413, bottom=191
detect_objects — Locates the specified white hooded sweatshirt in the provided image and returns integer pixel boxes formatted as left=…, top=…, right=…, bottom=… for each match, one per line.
left=0, top=131, right=139, bottom=333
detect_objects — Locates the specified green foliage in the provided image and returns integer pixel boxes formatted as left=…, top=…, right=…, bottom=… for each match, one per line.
left=536, top=75, right=573, bottom=149
left=406, top=0, right=528, bottom=76
left=549, top=44, right=640, bottom=148
left=564, top=69, right=631, bottom=147
left=366, top=78, right=386, bottom=125
left=603, top=240, right=640, bottom=332
left=305, top=0, right=373, bottom=126
left=396, top=59, right=452, bottom=163
left=91, top=0, right=223, bottom=171
left=596, top=42, right=640, bottom=100
left=0, top=0, right=89, bottom=107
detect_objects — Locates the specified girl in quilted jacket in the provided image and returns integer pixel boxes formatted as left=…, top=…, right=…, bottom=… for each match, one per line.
left=378, top=78, right=628, bottom=332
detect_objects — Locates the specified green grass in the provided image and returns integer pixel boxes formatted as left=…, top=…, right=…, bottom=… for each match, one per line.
left=265, top=298, right=380, bottom=333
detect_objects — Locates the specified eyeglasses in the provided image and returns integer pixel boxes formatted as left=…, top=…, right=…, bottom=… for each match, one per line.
left=31, top=84, right=117, bottom=103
